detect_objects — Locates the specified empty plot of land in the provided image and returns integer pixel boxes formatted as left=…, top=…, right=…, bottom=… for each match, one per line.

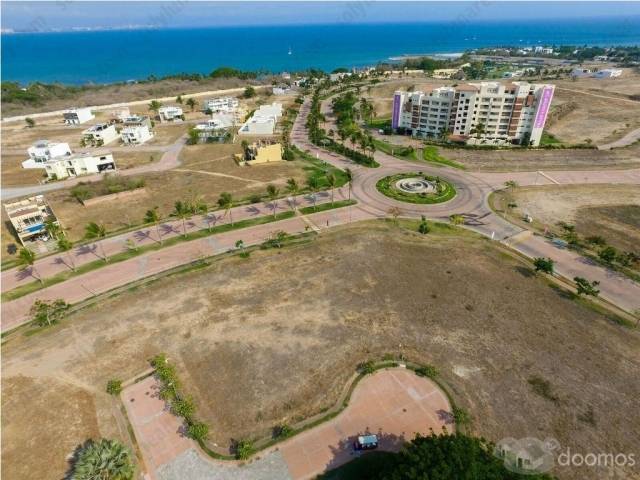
left=2, top=222, right=639, bottom=480
left=496, top=184, right=640, bottom=253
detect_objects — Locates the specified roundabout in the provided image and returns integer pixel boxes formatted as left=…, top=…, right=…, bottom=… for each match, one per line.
left=376, top=172, right=457, bottom=204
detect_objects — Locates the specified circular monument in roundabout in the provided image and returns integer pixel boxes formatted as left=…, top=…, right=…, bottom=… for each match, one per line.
left=376, top=172, right=456, bottom=204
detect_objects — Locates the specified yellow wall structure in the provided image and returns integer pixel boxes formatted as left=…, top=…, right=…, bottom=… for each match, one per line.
left=235, top=142, right=283, bottom=166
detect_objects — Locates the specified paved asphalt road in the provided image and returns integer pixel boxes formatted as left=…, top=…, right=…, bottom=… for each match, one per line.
left=2, top=97, right=640, bottom=332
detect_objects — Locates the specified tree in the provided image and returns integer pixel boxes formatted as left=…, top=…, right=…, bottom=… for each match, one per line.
left=235, top=239, right=249, bottom=258
left=175, top=94, right=183, bottom=104
left=57, top=237, right=76, bottom=271
left=286, top=178, right=299, bottom=210
left=326, top=173, right=337, bottom=205
left=25, top=117, right=35, bottom=128
left=84, top=222, right=109, bottom=261
left=533, top=257, right=554, bottom=274
left=30, top=298, right=69, bottom=327
left=598, top=245, right=617, bottom=264
left=144, top=207, right=163, bottom=244
left=106, top=379, right=123, bottom=396
left=217, top=192, right=234, bottom=225
left=70, top=438, right=134, bottom=480
left=574, top=277, right=600, bottom=297
left=345, top=168, right=354, bottom=200
left=172, top=201, right=192, bottom=237
left=449, top=214, right=465, bottom=225
left=18, top=247, right=42, bottom=283
left=148, top=100, right=162, bottom=118
left=266, top=184, right=280, bottom=218
left=243, top=86, right=256, bottom=99
left=387, top=206, right=402, bottom=224
left=376, top=432, right=554, bottom=480
left=418, top=215, right=430, bottom=234
left=171, top=396, right=195, bottom=420
left=187, top=126, right=200, bottom=145
left=186, top=97, right=197, bottom=112
left=44, top=219, right=62, bottom=240
left=306, top=176, right=320, bottom=211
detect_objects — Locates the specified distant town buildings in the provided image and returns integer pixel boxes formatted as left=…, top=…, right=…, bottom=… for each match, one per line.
left=238, top=102, right=283, bottom=135
left=571, top=68, right=622, bottom=79
left=272, top=85, right=292, bottom=95
left=3, top=195, right=58, bottom=246
left=392, top=81, right=555, bottom=146
left=82, top=123, right=119, bottom=146
left=203, top=97, right=239, bottom=113
left=23, top=140, right=72, bottom=168
left=235, top=140, right=283, bottom=166
left=42, top=151, right=116, bottom=180
left=63, top=107, right=94, bottom=125
left=158, top=105, right=184, bottom=122
left=432, top=64, right=469, bottom=80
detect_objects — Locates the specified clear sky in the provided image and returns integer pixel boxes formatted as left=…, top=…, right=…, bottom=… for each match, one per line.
left=2, top=1, right=640, bottom=31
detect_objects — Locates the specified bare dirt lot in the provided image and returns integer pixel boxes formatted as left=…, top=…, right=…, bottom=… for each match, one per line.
left=493, top=184, right=640, bottom=253
left=39, top=143, right=308, bottom=242
left=2, top=221, right=639, bottom=480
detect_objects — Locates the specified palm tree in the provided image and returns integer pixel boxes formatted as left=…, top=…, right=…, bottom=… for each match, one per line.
left=18, top=247, right=42, bottom=283
left=70, top=438, right=134, bottom=480
left=44, top=219, right=62, bottom=240
left=266, top=184, right=280, bottom=218
left=286, top=178, right=299, bottom=210
left=504, top=180, right=518, bottom=191
left=235, top=239, right=246, bottom=256
left=144, top=207, right=163, bottom=244
left=57, top=237, right=75, bottom=271
left=186, top=97, right=197, bottom=112
left=344, top=168, right=354, bottom=200
left=217, top=192, right=234, bottom=225
left=148, top=100, right=162, bottom=119
left=172, top=201, right=191, bottom=237
left=306, top=176, right=320, bottom=211
left=326, top=173, right=337, bottom=205
left=84, top=222, right=109, bottom=261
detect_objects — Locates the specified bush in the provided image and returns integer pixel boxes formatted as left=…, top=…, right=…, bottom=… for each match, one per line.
left=187, top=421, right=209, bottom=441
left=106, top=379, right=123, bottom=396
left=358, top=361, right=376, bottom=375
left=452, top=406, right=472, bottom=425
left=415, top=364, right=438, bottom=379
left=235, top=439, right=254, bottom=460
left=171, top=397, right=195, bottom=420
left=273, top=423, right=294, bottom=439
left=533, top=257, right=554, bottom=274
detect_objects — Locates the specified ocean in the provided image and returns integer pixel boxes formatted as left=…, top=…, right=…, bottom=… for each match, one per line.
left=2, top=17, right=639, bottom=85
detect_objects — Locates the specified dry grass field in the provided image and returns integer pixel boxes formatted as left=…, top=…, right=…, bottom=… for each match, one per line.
left=2, top=222, right=639, bottom=480
left=493, top=185, right=640, bottom=253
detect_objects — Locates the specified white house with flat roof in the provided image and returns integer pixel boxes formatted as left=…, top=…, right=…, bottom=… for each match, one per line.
left=592, top=69, right=622, bottom=79
left=43, top=151, right=116, bottom=180
left=82, top=123, right=119, bottom=146
left=158, top=106, right=183, bottom=122
left=121, top=125, right=154, bottom=145
left=238, top=103, right=283, bottom=136
left=23, top=140, right=72, bottom=169
left=107, top=107, right=131, bottom=122
left=63, top=107, right=94, bottom=125
left=203, top=97, right=239, bottom=112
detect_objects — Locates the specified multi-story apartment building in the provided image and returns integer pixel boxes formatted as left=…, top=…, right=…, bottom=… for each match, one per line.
left=391, top=81, right=555, bottom=146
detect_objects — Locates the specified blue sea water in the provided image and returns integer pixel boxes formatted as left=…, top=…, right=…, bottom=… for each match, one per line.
left=2, top=17, right=640, bottom=85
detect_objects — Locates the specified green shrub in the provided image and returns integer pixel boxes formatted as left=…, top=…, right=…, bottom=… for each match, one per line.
left=358, top=361, right=376, bottom=375
left=235, top=439, right=254, bottom=460
left=106, top=379, right=123, bottom=396
left=415, top=364, right=438, bottom=379
left=187, top=421, right=209, bottom=441
left=452, top=406, right=472, bottom=425
left=273, top=423, right=294, bottom=439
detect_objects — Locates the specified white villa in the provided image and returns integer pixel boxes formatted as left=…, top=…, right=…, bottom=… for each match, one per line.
left=123, top=115, right=152, bottom=129
left=63, top=107, right=94, bottom=125
left=82, top=123, right=119, bottom=146
left=43, top=151, right=116, bottom=180
left=238, top=103, right=283, bottom=136
left=4, top=195, right=59, bottom=246
left=158, top=106, right=183, bottom=122
left=273, top=86, right=292, bottom=95
left=107, top=107, right=131, bottom=122
left=593, top=68, right=622, bottom=79
left=23, top=140, right=72, bottom=169
left=203, top=97, right=239, bottom=112
left=121, top=125, right=154, bottom=145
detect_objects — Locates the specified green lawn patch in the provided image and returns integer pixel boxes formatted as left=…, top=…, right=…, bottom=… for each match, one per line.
left=422, top=146, right=466, bottom=170
left=376, top=173, right=456, bottom=205
left=367, top=117, right=391, bottom=130
left=373, top=139, right=416, bottom=160
left=299, top=199, right=357, bottom=215
left=2, top=211, right=295, bottom=302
